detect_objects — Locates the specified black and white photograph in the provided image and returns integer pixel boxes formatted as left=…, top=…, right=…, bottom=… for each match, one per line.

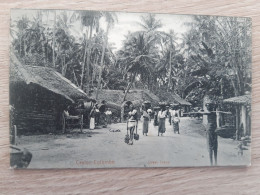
left=9, top=9, right=252, bottom=168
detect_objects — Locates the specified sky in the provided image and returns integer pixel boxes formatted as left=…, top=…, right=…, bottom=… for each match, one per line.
left=107, top=12, right=193, bottom=50
left=11, top=9, right=194, bottom=51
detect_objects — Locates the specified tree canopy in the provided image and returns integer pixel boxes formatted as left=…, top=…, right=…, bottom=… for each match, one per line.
left=11, top=11, right=251, bottom=106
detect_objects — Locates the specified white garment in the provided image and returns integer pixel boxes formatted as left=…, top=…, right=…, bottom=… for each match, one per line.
left=128, top=120, right=136, bottom=128
left=105, top=110, right=112, bottom=115
left=129, top=109, right=137, bottom=116
left=90, top=117, right=95, bottom=129
left=169, top=109, right=176, bottom=117
left=158, top=111, right=166, bottom=119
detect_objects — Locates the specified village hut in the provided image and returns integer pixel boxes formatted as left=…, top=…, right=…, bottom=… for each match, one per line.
left=157, top=92, right=192, bottom=115
left=171, top=94, right=192, bottom=114
left=10, top=53, right=90, bottom=135
left=91, top=89, right=160, bottom=122
left=223, top=94, right=251, bottom=138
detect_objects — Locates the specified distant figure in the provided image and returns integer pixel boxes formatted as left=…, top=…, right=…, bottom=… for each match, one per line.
left=105, top=108, right=112, bottom=125
left=127, top=115, right=136, bottom=145
left=89, top=105, right=97, bottom=130
left=147, top=108, right=152, bottom=121
left=180, top=108, right=184, bottom=117
left=153, top=110, right=159, bottom=126
left=169, top=108, right=176, bottom=125
left=127, top=107, right=138, bottom=145
left=128, top=105, right=138, bottom=121
left=95, top=106, right=100, bottom=126
left=205, top=103, right=218, bottom=166
left=142, top=109, right=150, bottom=136
left=158, top=108, right=166, bottom=136
left=237, top=123, right=244, bottom=140
left=173, top=113, right=180, bottom=134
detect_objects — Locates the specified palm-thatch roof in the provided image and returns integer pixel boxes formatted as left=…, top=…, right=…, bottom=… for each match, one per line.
left=223, top=95, right=251, bottom=105
left=156, top=92, right=192, bottom=106
left=171, top=94, right=192, bottom=106
left=92, top=89, right=160, bottom=107
left=10, top=53, right=89, bottom=103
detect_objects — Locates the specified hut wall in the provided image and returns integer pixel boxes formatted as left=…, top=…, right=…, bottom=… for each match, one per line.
left=10, top=83, right=66, bottom=135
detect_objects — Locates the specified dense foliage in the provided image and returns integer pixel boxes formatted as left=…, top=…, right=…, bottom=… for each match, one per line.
left=11, top=11, right=251, bottom=106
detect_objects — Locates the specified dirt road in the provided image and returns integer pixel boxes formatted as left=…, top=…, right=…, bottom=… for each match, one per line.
left=17, top=117, right=250, bottom=168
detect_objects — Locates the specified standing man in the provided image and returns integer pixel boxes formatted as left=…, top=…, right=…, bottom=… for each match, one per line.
left=169, top=107, right=175, bottom=125
left=105, top=108, right=112, bottom=125
left=204, top=103, right=218, bottom=166
left=95, top=105, right=100, bottom=126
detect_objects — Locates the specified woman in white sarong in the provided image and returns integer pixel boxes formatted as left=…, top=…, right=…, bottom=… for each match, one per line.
left=89, top=107, right=96, bottom=130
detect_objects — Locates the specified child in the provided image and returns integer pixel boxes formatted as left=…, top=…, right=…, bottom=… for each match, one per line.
left=172, top=113, right=180, bottom=134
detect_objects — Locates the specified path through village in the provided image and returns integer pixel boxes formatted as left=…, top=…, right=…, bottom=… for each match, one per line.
left=18, top=117, right=250, bottom=168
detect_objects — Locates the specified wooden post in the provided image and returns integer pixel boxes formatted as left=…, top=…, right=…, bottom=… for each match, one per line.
left=216, top=108, right=220, bottom=128
left=235, top=106, right=239, bottom=140
left=14, top=125, right=17, bottom=145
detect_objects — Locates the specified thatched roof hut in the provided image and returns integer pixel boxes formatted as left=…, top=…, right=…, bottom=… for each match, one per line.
left=171, top=94, right=192, bottom=106
left=91, top=89, right=160, bottom=122
left=10, top=53, right=89, bottom=134
left=92, top=89, right=160, bottom=107
left=10, top=53, right=89, bottom=103
left=155, top=92, right=191, bottom=106
left=223, top=95, right=251, bottom=105
left=223, top=94, right=251, bottom=137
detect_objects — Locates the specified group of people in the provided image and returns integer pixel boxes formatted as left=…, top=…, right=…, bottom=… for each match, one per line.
left=126, top=105, right=181, bottom=146
left=89, top=104, right=112, bottom=130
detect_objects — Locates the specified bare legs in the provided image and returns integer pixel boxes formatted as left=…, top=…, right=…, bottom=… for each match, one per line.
left=209, top=148, right=218, bottom=166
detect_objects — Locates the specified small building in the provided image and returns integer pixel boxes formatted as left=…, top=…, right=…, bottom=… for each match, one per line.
left=223, top=94, right=251, bottom=137
left=170, top=94, right=192, bottom=114
left=10, top=53, right=90, bottom=134
left=157, top=92, right=192, bottom=115
left=91, top=89, right=160, bottom=122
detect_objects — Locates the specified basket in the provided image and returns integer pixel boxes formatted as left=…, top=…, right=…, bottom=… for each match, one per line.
left=134, top=133, right=139, bottom=140
left=124, top=134, right=130, bottom=144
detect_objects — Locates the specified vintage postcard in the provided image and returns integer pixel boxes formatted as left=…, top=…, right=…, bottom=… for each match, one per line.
left=9, top=9, right=252, bottom=168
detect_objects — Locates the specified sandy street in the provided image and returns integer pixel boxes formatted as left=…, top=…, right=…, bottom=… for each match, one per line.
left=16, top=117, right=250, bottom=168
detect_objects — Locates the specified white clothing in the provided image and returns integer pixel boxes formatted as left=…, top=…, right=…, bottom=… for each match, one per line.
left=90, top=117, right=95, bottom=129
left=128, top=120, right=136, bottom=128
left=129, top=109, right=137, bottom=116
left=169, top=110, right=176, bottom=117
left=158, top=110, right=167, bottom=119
left=105, top=110, right=112, bottom=115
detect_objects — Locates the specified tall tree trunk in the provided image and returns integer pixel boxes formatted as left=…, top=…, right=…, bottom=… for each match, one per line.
left=96, top=23, right=109, bottom=99
left=92, top=53, right=98, bottom=86
left=42, top=40, right=46, bottom=66
left=85, top=24, right=93, bottom=95
left=168, top=50, right=172, bottom=92
left=80, top=30, right=89, bottom=90
left=52, top=10, right=56, bottom=68
left=123, top=72, right=136, bottom=102
left=61, top=55, right=67, bottom=76
left=231, top=78, right=238, bottom=96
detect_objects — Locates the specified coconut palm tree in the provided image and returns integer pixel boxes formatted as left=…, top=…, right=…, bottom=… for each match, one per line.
left=95, top=12, right=118, bottom=99
left=118, top=31, right=160, bottom=101
left=78, top=10, right=102, bottom=93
